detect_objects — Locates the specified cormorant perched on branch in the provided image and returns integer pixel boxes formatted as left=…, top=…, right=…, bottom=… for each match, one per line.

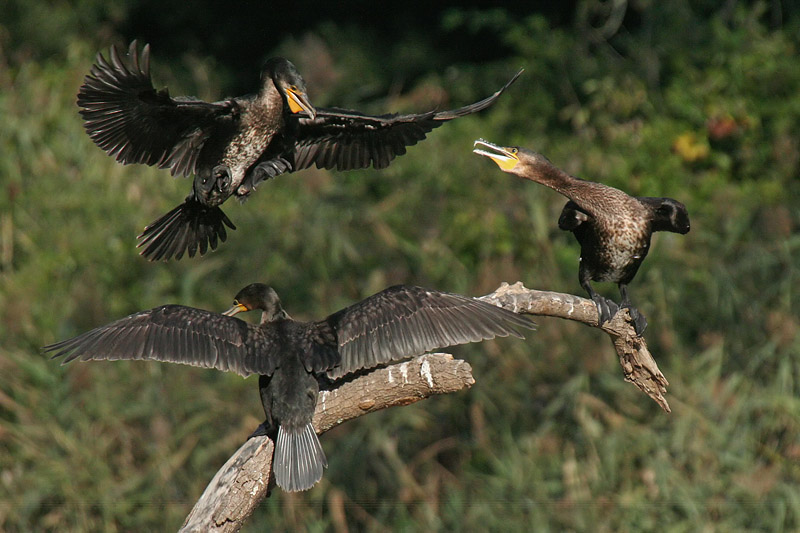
left=45, top=283, right=533, bottom=492
left=473, top=140, right=690, bottom=335
left=77, top=41, right=522, bottom=261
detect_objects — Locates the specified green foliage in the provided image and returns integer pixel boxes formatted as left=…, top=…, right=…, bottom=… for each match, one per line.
left=2, top=2, right=799, bottom=531
left=0, top=1, right=122, bottom=63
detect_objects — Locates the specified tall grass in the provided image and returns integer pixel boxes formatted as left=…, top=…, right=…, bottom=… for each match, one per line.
left=1, top=4, right=799, bottom=531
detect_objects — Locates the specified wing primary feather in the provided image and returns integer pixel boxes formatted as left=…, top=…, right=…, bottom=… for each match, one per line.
left=450, top=305, right=489, bottom=341
left=44, top=305, right=263, bottom=377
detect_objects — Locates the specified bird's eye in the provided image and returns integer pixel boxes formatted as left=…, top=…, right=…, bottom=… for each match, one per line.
left=290, top=85, right=298, bottom=92
left=232, top=299, right=240, bottom=306
left=511, top=148, right=518, bottom=154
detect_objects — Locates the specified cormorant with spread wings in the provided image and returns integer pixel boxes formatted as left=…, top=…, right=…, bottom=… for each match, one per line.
left=77, top=41, right=522, bottom=261
left=45, top=283, right=533, bottom=492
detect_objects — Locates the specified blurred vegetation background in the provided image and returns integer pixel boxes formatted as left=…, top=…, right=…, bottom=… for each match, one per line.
left=1, top=1, right=799, bottom=531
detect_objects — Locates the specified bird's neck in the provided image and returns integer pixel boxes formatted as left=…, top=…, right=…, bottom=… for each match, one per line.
left=523, top=162, right=634, bottom=219
left=523, top=162, right=591, bottom=199
left=255, top=81, right=285, bottom=113
left=260, top=308, right=289, bottom=325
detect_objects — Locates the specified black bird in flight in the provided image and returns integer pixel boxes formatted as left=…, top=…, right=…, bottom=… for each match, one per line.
left=473, top=140, right=690, bottom=335
left=77, top=41, right=522, bottom=261
left=45, top=283, right=533, bottom=492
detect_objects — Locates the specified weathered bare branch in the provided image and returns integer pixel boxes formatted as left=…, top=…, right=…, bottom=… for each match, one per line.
left=180, top=353, right=474, bottom=532
left=182, top=281, right=670, bottom=531
left=480, top=281, right=670, bottom=412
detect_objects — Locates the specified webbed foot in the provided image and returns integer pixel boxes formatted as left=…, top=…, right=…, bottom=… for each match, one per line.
left=197, top=165, right=231, bottom=195
left=238, top=158, right=293, bottom=195
left=248, top=421, right=276, bottom=439
left=624, top=305, right=648, bottom=336
left=592, top=295, right=619, bottom=327
left=212, top=165, right=232, bottom=193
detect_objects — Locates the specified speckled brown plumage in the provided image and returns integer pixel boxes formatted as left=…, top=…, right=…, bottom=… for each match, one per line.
left=44, top=283, right=533, bottom=492
left=78, top=41, right=522, bottom=261
left=474, top=140, right=690, bottom=334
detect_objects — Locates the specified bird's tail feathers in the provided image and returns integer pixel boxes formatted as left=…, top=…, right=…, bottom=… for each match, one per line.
left=273, top=423, right=327, bottom=492
left=137, top=197, right=235, bottom=261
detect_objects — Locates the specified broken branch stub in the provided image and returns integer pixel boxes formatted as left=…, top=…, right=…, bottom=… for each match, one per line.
left=480, top=281, right=670, bottom=412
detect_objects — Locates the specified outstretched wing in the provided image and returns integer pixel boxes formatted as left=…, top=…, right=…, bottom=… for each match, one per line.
left=44, top=305, right=281, bottom=377
left=77, top=41, right=237, bottom=177
left=325, top=285, right=534, bottom=379
left=290, top=70, right=523, bottom=171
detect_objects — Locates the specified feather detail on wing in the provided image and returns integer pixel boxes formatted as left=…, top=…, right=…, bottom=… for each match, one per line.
left=291, top=69, right=523, bottom=172
left=77, top=41, right=235, bottom=176
left=325, top=285, right=534, bottom=379
left=44, top=305, right=280, bottom=377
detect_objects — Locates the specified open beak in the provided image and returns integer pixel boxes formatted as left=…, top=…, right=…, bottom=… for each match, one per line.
left=286, top=87, right=316, bottom=119
left=222, top=303, right=247, bottom=317
left=473, top=139, right=520, bottom=171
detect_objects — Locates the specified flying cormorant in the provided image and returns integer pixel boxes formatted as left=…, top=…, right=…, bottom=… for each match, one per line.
left=45, top=283, right=533, bottom=492
left=473, top=140, right=690, bottom=335
left=77, top=41, right=522, bottom=261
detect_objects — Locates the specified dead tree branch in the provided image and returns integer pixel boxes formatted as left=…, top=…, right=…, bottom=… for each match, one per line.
left=479, top=281, right=670, bottom=412
left=180, top=353, right=474, bottom=532
left=181, top=281, right=669, bottom=532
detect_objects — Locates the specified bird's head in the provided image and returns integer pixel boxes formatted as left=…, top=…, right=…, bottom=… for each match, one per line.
left=652, top=198, right=691, bottom=234
left=472, top=139, right=552, bottom=178
left=223, top=283, right=289, bottom=323
left=262, top=57, right=316, bottom=119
